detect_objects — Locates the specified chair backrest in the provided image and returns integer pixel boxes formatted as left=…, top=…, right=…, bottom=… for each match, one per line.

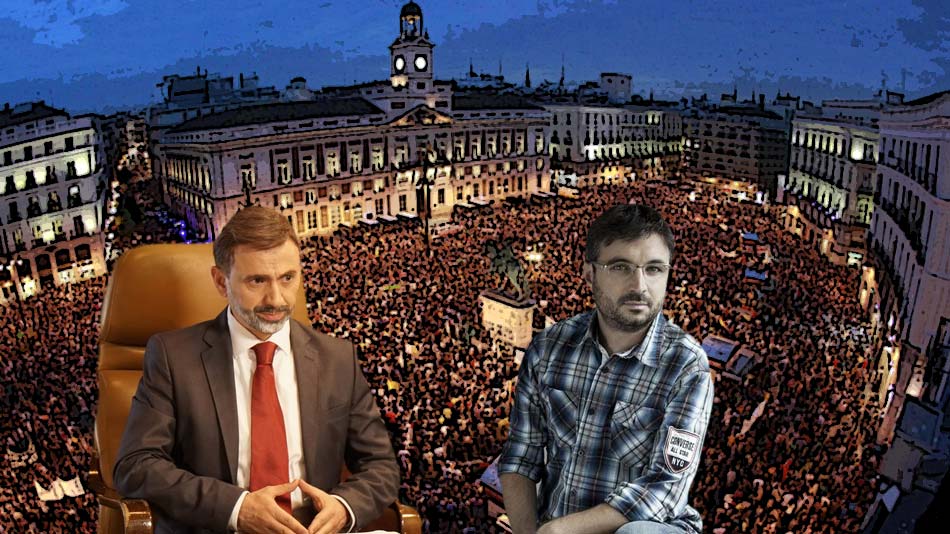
left=96, top=243, right=310, bottom=488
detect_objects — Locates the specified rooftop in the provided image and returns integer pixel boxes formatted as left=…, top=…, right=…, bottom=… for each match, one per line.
left=169, top=98, right=386, bottom=133
left=902, top=89, right=950, bottom=107
left=717, top=106, right=784, bottom=121
left=452, top=94, right=545, bottom=111
left=0, top=101, right=69, bottom=130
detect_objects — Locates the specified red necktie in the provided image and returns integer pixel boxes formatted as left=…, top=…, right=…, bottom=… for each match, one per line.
left=249, top=341, right=292, bottom=514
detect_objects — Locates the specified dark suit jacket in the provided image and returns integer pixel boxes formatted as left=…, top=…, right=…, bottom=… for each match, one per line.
left=113, top=310, right=399, bottom=534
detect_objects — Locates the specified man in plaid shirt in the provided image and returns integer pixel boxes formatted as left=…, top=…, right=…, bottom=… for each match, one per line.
left=499, top=204, right=713, bottom=534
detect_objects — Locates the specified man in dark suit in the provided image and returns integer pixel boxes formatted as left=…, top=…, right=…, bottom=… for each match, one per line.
left=113, top=206, right=399, bottom=534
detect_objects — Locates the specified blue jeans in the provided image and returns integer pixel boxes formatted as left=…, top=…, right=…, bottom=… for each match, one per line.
left=615, top=521, right=686, bottom=534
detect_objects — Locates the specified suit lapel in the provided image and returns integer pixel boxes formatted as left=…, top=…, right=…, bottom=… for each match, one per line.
left=201, top=310, right=240, bottom=484
left=291, top=320, right=322, bottom=483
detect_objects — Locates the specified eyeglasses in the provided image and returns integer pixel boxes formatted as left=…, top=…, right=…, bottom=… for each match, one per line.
left=591, top=261, right=671, bottom=280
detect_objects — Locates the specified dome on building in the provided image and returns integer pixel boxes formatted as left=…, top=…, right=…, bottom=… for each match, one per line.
left=400, top=1, right=422, bottom=19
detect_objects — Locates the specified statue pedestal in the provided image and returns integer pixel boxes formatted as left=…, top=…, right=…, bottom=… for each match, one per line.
left=479, top=289, right=536, bottom=351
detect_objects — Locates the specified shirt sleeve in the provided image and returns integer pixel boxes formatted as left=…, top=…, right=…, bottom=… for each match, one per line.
left=227, top=491, right=249, bottom=531
left=605, top=367, right=714, bottom=522
left=497, top=336, right=548, bottom=481
left=331, top=494, right=356, bottom=533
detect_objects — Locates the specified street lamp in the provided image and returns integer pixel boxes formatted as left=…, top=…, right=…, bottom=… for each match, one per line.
left=414, top=144, right=436, bottom=251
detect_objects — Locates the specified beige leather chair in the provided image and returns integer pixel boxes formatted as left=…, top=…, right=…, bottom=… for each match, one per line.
left=91, top=243, right=421, bottom=534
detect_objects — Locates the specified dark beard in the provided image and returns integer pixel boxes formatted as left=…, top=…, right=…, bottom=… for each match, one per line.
left=593, top=280, right=661, bottom=333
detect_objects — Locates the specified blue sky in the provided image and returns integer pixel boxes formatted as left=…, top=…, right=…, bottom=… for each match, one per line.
left=1, top=0, right=947, bottom=112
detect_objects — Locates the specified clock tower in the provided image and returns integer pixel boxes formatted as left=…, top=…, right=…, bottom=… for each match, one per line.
left=390, top=1, right=434, bottom=91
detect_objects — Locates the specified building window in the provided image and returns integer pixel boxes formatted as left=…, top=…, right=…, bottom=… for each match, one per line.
left=65, top=137, right=74, bottom=151
left=68, top=185, right=81, bottom=208
left=327, top=152, right=339, bottom=175
left=240, top=164, right=256, bottom=189
left=276, top=159, right=290, bottom=184
left=27, top=196, right=41, bottom=217
left=8, top=201, right=21, bottom=222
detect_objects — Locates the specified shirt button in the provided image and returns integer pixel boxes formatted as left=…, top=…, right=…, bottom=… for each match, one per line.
left=577, top=448, right=586, bottom=457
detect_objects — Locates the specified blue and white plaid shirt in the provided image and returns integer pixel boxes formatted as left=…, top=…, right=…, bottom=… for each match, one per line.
left=499, top=310, right=713, bottom=533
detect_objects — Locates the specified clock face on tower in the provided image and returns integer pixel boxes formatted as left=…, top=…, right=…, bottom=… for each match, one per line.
left=414, top=55, right=428, bottom=71
left=394, top=56, right=405, bottom=72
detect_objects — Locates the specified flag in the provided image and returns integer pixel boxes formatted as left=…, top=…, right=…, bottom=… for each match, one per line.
left=35, top=480, right=64, bottom=501
left=738, top=397, right=769, bottom=437
left=59, top=476, right=86, bottom=497
left=717, top=247, right=737, bottom=258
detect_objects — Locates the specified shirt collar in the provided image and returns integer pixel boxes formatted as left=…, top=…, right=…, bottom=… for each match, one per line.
left=583, top=309, right=665, bottom=367
left=226, top=306, right=293, bottom=362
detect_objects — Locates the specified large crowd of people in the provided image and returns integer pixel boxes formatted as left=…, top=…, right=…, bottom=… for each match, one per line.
left=1, top=279, right=105, bottom=533
left=1, top=177, right=885, bottom=533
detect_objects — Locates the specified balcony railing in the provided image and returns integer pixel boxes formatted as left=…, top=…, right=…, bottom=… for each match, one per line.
left=32, top=232, right=67, bottom=248
left=868, top=238, right=905, bottom=306
left=878, top=199, right=926, bottom=263
left=69, top=229, right=95, bottom=239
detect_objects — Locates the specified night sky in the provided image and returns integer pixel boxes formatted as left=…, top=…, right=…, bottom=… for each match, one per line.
left=2, top=0, right=947, bottom=112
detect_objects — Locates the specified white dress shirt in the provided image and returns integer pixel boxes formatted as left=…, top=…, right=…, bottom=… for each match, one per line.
left=225, top=308, right=355, bottom=532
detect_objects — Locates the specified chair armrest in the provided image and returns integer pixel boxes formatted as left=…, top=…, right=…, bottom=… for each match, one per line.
left=119, top=500, right=154, bottom=534
left=397, top=502, right=422, bottom=534
left=89, top=455, right=154, bottom=534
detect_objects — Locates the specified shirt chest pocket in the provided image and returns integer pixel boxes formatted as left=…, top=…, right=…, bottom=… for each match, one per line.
left=542, top=386, right=578, bottom=448
left=609, top=402, right=663, bottom=467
